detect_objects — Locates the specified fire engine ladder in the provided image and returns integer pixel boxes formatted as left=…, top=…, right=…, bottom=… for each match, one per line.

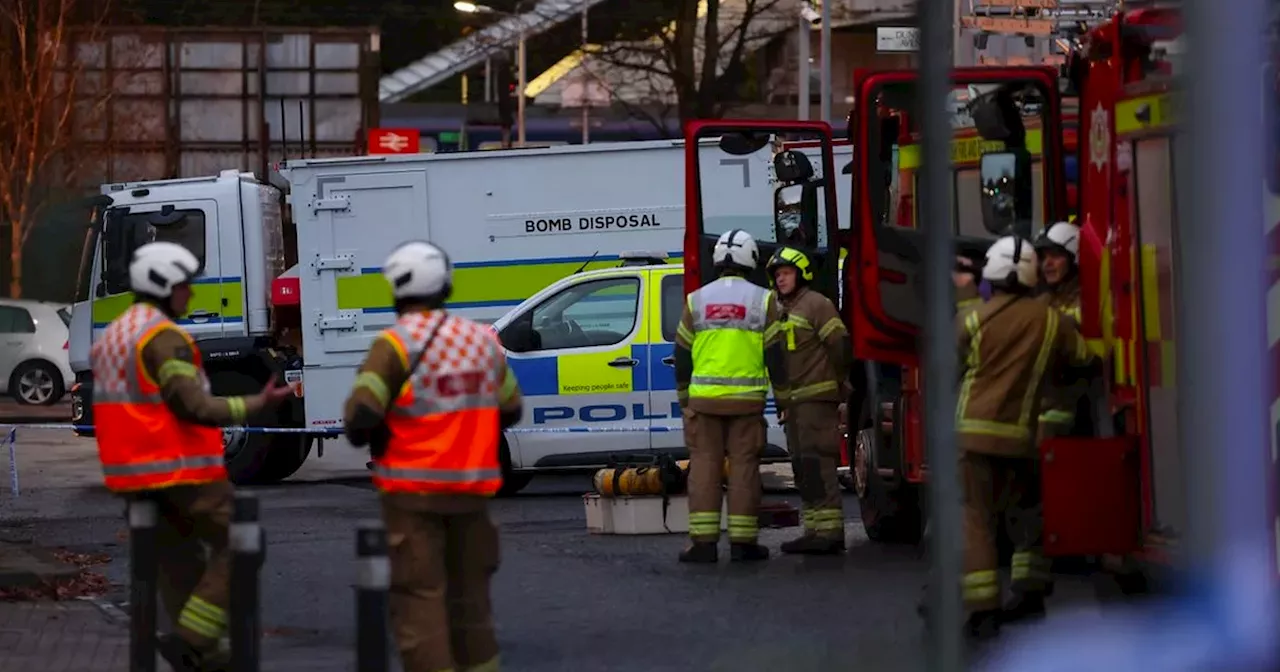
left=379, top=0, right=612, bottom=103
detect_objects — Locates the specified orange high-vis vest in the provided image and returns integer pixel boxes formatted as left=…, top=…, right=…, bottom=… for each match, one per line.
left=372, top=312, right=505, bottom=496
left=91, top=303, right=226, bottom=492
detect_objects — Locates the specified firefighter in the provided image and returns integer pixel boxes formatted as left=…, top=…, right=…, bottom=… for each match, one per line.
left=343, top=240, right=523, bottom=672
left=674, top=229, right=787, bottom=563
left=90, top=241, right=294, bottom=672
left=952, top=235, right=1096, bottom=641
left=997, top=220, right=1085, bottom=623
left=765, top=247, right=851, bottom=555
left=1035, top=221, right=1082, bottom=324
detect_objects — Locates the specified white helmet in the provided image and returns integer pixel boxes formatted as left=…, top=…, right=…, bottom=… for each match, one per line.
left=129, top=242, right=200, bottom=298
left=383, top=241, right=452, bottom=300
left=712, top=229, right=760, bottom=272
left=1034, top=221, right=1079, bottom=262
left=982, top=236, right=1038, bottom=288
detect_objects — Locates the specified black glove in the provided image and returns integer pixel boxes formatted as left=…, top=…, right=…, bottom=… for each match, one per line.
left=346, top=405, right=383, bottom=449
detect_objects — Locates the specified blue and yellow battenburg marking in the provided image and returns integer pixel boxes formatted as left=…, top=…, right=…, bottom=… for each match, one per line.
left=339, top=253, right=684, bottom=313
left=91, top=277, right=245, bottom=329
left=509, top=342, right=680, bottom=397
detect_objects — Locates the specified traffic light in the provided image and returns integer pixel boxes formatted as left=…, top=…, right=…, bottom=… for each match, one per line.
left=495, top=61, right=515, bottom=129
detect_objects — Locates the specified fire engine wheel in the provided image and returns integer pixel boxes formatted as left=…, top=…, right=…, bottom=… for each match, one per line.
left=852, top=428, right=924, bottom=544
left=213, top=370, right=312, bottom=485
left=496, top=438, right=532, bottom=496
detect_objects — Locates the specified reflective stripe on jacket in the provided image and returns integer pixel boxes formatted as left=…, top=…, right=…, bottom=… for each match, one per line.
left=1038, top=280, right=1085, bottom=427
left=956, top=294, right=1093, bottom=457
left=90, top=304, right=225, bottom=492
left=775, top=286, right=847, bottom=404
left=372, top=312, right=506, bottom=496
left=684, top=277, right=774, bottom=402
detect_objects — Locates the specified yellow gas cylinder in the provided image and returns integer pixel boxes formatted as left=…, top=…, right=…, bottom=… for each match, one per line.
left=592, top=465, right=667, bottom=497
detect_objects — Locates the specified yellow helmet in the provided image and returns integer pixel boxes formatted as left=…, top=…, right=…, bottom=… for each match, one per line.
left=765, top=247, right=813, bottom=285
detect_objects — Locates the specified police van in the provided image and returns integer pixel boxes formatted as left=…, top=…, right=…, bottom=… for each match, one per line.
left=489, top=252, right=788, bottom=494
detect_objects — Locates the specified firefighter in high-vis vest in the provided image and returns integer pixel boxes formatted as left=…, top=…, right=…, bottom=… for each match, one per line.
left=953, top=236, right=1097, bottom=641
left=90, top=242, right=294, bottom=672
left=764, top=247, right=851, bottom=555
left=674, top=229, right=787, bottom=563
left=996, top=220, right=1085, bottom=623
left=343, top=240, right=522, bottom=672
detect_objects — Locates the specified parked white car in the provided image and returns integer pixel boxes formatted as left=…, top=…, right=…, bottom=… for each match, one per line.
left=0, top=299, right=74, bottom=405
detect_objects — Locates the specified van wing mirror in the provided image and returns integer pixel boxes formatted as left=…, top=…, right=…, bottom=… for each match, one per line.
left=499, top=318, right=538, bottom=353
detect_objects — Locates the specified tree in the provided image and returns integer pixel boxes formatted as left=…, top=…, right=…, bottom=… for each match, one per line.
left=0, top=0, right=114, bottom=297
left=582, top=0, right=794, bottom=135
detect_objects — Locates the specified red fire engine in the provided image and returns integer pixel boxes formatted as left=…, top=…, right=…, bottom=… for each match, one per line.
left=681, top=5, right=1277, bottom=590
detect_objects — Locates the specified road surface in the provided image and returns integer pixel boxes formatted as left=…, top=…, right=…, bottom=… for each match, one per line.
left=0, top=429, right=1102, bottom=671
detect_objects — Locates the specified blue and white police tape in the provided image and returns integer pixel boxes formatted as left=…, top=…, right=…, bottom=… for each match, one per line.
left=0, top=421, right=791, bottom=499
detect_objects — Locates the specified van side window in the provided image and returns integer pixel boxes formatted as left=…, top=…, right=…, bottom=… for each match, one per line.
left=103, top=208, right=207, bottom=295
left=527, top=277, right=640, bottom=351
left=660, top=274, right=683, bottom=342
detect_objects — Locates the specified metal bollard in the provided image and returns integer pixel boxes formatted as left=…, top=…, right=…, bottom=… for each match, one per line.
left=229, top=492, right=263, bottom=672
left=128, top=498, right=158, bottom=672
left=355, top=520, right=391, bottom=672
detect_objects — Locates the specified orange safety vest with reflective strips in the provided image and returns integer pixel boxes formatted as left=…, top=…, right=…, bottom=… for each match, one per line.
left=372, top=312, right=505, bottom=496
left=91, top=304, right=225, bottom=492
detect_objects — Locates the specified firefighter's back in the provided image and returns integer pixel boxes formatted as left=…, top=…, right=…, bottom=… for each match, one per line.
left=957, top=293, right=1065, bottom=457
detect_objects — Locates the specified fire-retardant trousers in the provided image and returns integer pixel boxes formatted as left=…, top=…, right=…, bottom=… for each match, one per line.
left=135, top=479, right=233, bottom=652
left=1003, top=421, right=1068, bottom=597
left=381, top=493, right=501, bottom=672
left=783, top=401, right=844, bottom=539
left=683, top=408, right=765, bottom=543
left=961, top=451, right=1038, bottom=613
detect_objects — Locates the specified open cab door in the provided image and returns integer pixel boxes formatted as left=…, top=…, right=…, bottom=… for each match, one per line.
left=683, top=121, right=843, bottom=305
left=847, top=67, right=1069, bottom=365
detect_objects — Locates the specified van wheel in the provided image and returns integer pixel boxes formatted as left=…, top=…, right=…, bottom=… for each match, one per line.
left=497, top=438, right=531, bottom=496
left=852, top=428, right=923, bottom=544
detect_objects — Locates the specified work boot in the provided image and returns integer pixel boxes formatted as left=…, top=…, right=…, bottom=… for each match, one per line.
left=1001, top=591, right=1047, bottom=624
left=964, top=609, right=1002, bottom=642
left=156, top=634, right=204, bottom=672
left=678, top=541, right=719, bottom=564
left=780, top=534, right=844, bottom=555
left=729, top=541, right=770, bottom=562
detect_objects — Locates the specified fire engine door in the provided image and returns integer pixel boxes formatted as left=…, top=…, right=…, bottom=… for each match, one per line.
left=847, top=68, right=1068, bottom=366
left=1129, top=133, right=1186, bottom=537
left=682, top=121, right=842, bottom=307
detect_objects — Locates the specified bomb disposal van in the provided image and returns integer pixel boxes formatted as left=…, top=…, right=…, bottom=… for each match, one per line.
left=487, top=254, right=787, bottom=494
left=69, top=140, right=845, bottom=484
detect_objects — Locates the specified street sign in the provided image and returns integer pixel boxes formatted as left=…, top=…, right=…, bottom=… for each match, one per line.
left=877, top=27, right=920, bottom=53
left=368, top=128, right=421, bottom=154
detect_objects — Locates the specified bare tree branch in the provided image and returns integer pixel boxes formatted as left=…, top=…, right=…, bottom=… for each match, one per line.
left=563, top=0, right=797, bottom=136
left=0, top=0, right=116, bottom=297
